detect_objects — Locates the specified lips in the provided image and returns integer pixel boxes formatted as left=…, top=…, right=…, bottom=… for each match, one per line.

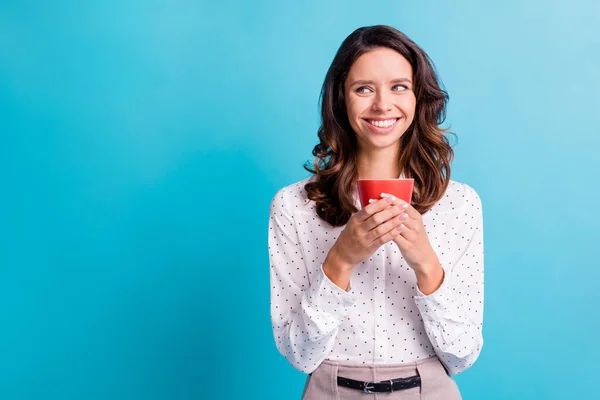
left=364, top=118, right=399, bottom=128
left=362, top=117, right=402, bottom=133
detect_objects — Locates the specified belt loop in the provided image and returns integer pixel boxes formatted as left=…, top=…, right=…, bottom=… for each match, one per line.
left=416, top=357, right=443, bottom=399
left=372, top=365, right=377, bottom=399
left=330, top=362, right=339, bottom=398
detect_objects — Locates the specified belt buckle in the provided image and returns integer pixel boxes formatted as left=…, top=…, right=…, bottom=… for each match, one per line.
left=363, top=379, right=395, bottom=393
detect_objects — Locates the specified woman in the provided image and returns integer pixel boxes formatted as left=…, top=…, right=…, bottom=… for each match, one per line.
left=268, top=25, right=484, bottom=399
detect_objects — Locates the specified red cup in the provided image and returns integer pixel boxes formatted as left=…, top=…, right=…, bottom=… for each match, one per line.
left=357, top=179, right=414, bottom=208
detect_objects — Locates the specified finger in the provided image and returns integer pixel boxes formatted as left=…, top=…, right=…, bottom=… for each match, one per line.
left=364, top=204, right=407, bottom=232
left=380, top=193, right=411, bottom=214
left=372, top=219, right=406, bottom=246
left=356, top=195, right=396, bottom=222
left=393, top=230, right=409, bottom=247
left=396, top=222, right=416, bottom=241
left=367, top=211, right=408, bottom=243
left=398, top=211, right=415, bottom=229
left=363, top=193, right=409, bottom=229
left=403, top=202, right=420, bottom=220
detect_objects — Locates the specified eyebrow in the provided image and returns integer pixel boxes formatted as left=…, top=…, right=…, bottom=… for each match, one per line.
left=350, top=78, right=412, bottom=87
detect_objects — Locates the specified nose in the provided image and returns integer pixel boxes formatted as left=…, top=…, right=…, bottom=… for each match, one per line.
left=372, top=91, right=392, bottom=112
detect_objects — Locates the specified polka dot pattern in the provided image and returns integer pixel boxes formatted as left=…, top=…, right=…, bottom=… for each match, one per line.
left=268, top=177, right=484, bottom=375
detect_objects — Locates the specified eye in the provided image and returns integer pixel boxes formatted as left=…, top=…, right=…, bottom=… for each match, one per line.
left=393, top=84, right=409, bottom=91
left=356, top=86, right=372, bottom=94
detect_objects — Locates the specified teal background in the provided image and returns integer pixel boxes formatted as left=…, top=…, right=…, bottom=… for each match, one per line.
left=1, top=1, right=599, bottom=399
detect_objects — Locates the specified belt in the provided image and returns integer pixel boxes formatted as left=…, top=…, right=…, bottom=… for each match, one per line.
left=337, top=375, right=421, bottom=393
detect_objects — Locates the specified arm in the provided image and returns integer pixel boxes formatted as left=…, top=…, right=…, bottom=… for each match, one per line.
left=413, top=187, right=484, bottom=375
left=268, top=189, right=357, bottom=374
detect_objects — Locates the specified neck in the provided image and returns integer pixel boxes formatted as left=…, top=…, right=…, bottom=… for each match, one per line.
left=357, top=146, right=401, bottom=179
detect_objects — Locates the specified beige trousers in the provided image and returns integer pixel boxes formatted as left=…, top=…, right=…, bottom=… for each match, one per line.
left=301, top=356, right=462, bottom=400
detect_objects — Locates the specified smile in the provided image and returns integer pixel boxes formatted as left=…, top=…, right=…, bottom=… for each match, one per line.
left=366, top=118, right=398, bottom=128
left=363, top=117, right=401, bottom=133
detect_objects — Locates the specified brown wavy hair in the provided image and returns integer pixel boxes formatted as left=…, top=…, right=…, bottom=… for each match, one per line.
left=304, top=25, right=456, bottom=227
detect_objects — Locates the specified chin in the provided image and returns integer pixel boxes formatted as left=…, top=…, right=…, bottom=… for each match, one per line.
left=359, top=134, right=403, bottom=149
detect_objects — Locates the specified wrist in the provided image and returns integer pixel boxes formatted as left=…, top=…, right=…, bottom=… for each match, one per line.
left=323, top=246, right=354, bottom=290
left=415, top=262, right=444, bottom=295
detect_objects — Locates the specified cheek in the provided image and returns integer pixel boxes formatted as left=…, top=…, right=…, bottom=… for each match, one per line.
left=345, top=97, right=362, bottom=118
left=398, top=95, right=416, bottom=115
left=345, top=100, right=365, bottom=131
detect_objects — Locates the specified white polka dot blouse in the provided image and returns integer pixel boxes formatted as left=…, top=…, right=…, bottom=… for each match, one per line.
left=268, top=176, right=484, bottom=375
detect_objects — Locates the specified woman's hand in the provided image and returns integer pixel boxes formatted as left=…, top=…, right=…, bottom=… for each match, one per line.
left=326, top=195, right=408, bottom=278
left=385, top=194, right=444, bottom=293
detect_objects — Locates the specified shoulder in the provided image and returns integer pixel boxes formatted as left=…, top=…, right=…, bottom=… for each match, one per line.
left=269, top=175, right=316, bottom=215
left=447, top=179, right=482, bottom=207
left=428, top=179, right=483, bottom=216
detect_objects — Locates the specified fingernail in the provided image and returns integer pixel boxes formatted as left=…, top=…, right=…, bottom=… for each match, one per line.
left=396, top=224, right=405, bottom=231
left=369, top=199, right=376, bottom=204
left=402, top=203, right=409, bottom=209
left=381, top=193, right=397, bottom=204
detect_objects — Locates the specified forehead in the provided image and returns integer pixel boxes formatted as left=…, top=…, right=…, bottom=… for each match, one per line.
left=347, top=47, right=413, bottom=80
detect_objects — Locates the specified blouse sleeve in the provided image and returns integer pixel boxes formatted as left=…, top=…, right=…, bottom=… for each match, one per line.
left=268, top=188, right=357, bottom=374
left=413, top=185, right=484, bottom=375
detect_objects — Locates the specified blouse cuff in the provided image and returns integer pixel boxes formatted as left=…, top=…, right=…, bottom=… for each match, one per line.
left=302, top=264, right=357, bottom=320
left=413, top=268, right=455, bottom=319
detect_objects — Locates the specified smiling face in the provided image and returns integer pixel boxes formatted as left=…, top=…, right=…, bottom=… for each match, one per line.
left=344, top=47, right=416, bottom=155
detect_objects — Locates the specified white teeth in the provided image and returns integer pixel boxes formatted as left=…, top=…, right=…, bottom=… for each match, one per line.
left=368, top=119, right=397, bottom=128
